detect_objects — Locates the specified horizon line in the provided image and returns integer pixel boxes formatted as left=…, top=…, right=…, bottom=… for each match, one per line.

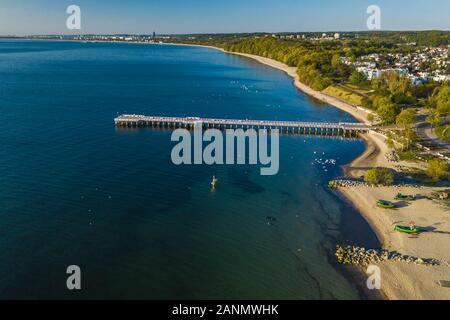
left=1, top=29, right=450, bottom=38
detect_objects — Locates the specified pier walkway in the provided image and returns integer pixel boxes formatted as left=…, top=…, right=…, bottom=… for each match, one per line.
left=114, top=114, right=372, bottom=137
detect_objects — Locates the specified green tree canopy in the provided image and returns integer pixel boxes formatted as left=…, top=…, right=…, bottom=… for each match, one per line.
left=428, top=83, right=450, bottom=116
left=364, top=169, right=394, bottom=186
left=376, top=97, right=399, bottom=124
left=426, top=159, right=448, bottom=182
left=396, top=109, right=416, bottom=129
left=349, top=70, right=367, bottom=86
left=436, top=85, right=450, bottom=115
left=396, top=108, right=416, bottom=149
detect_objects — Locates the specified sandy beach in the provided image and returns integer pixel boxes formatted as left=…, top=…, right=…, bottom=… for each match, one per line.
left=343, top=130, right=400, bottom=178
left=339, top=186, right=450, bottom=299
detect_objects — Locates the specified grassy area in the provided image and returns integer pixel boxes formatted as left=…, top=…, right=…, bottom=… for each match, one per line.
left=435, top=124, right=450, bottom=141
left=342, top=83, right=373, bottom=95
left=398, top=149, right=420, bottom=162
left=398, top=148, right=434, bottom=162
left=322, top=85, right=364, bottom=106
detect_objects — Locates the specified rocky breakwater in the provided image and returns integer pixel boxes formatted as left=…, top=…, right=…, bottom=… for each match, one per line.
left=386, top=151, right=399, bottom=163
left=335, top=245, right=440, bottom=266
left=328, top=179, right=366, bottom=188
left=328, top=179, right=424, bottom=189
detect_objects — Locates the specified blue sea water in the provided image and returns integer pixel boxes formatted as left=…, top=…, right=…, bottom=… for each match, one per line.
left=0, top=40, right=378, bottom=299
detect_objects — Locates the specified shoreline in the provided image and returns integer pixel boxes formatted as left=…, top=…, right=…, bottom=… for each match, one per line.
left=338, top=185, right=450, bottom=300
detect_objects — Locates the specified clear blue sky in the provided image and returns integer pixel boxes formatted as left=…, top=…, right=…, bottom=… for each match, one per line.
left=1, top=0, right=449, bottom=35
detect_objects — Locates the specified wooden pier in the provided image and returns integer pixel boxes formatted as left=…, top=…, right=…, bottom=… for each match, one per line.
left=114, top=114, right=372, bottom=137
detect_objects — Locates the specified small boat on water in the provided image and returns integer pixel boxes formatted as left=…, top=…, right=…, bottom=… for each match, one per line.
left=211, top=176, right=218, bottom=188
left=394, top=193, right=417, bottom=201
left=377, top=200, right=396, bottom=209
left=394, top=225, right=422, bottom=234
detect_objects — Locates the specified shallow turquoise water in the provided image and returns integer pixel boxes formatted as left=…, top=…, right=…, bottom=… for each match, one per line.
left=0, top=40, right=377, bottom=299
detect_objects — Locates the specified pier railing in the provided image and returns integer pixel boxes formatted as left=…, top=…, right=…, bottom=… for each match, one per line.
left=114, top=114, right=372, bottom=137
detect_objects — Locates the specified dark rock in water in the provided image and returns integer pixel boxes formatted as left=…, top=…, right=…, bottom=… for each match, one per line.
left=265, top=216, right=277, bottom=226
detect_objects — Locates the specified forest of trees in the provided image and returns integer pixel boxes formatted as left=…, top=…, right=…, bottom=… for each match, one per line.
left=426, top=84, right=450, bottom=127
left=220, top=37, right=350, bottom=90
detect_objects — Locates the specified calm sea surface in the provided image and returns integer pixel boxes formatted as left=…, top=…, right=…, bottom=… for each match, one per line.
left=0, top=40, right=378, bottom=299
